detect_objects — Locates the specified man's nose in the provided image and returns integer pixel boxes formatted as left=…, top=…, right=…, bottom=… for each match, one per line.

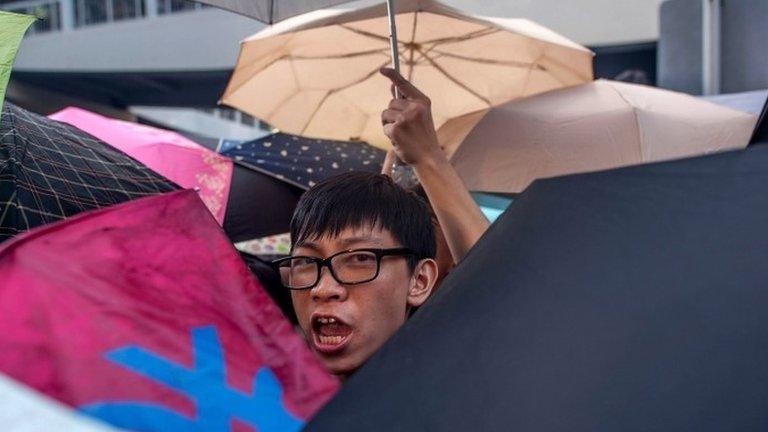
left=311, top=267, right=348, bottom=302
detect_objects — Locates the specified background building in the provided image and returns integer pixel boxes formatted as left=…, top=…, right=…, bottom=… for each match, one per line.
left=1, top=0, right=764, bottom=139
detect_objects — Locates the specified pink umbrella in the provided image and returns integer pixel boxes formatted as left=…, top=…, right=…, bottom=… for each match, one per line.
left=49, top=107, right=232, bottom=224
left=0, top=190, right=338, bottom=431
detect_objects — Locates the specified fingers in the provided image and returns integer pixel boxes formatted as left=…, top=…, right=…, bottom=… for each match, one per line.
left=380, top=67, right=429, bottom=102
left=388, top=98, right=409, bottom=111
left=381, top=149, right=396, bottom=176
left=381, top=109, right=403, bottom=126
left=383, top=123, right=397, bottom=143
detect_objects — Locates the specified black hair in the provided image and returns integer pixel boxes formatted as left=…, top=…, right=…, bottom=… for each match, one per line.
left=408, top=184, right=437, bottom=223
left=290, top=172, right=436, bottom=269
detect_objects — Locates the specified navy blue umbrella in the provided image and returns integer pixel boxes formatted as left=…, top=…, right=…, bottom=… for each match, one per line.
left=220, top=133, right=386, bottom=190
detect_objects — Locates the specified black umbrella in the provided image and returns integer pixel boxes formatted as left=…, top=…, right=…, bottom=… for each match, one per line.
left=222, top=162, right=304, bottom=243
left=0, top=103, right=178, bottom=243
left=307, top=144, right=768, bottom=431
left=239, top=250, right=297, bottom=323
left=220, top=133, right=385, bottom=190
left=749, top=93, right=767, bottom=145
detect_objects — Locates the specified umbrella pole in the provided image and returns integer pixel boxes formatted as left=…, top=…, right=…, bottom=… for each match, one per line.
left=386, top=0, right=419, bottom=187
left=386, top=0, right=401, bottom=96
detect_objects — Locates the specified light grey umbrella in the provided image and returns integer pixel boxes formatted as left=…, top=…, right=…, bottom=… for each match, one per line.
left=194, top=0, right=354, bottom=23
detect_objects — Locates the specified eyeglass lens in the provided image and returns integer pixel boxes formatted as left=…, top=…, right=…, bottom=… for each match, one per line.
left=278, top=251, right=379, bottom=289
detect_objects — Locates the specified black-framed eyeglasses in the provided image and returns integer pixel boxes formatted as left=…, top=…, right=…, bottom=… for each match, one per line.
left=272, top=248, right=417, bottom=290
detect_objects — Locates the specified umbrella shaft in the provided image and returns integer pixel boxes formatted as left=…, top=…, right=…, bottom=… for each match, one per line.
left=386, top=0, right=401, bottom=97
left=386, top=0, right=418, bottom=186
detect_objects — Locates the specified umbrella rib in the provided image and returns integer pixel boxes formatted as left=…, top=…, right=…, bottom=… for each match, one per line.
left=419, top=27, right=500, bottom=48
left=225, top=49, right=390, bottom=99
left=407, top=11, right=419, bottom=80
left=299, top=58, right=393, bottom=136
left=417, top=47, right=492, bottom=107
left=288, top=48, right=391, bottom=60
left=428, top=51, right=546, bottom=70
left=338, top=23, right=498, bottom=52
left=260, top=58, right=303, bottom=122
left=339, top=24, right=392, bottom=44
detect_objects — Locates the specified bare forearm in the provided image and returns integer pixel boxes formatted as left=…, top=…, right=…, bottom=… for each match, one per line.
left=414, top=153, right=490, bottom=262
left=377, top=67, right=490, bottom=260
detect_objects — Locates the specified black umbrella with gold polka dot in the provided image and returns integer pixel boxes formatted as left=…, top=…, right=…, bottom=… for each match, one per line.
left=220, top=133, right=386, bottom=191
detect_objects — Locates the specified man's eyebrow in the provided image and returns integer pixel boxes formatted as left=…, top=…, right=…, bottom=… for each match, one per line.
left=294, top=241, right=320, bottom=252
left=339, top=236, right=383, bottom=248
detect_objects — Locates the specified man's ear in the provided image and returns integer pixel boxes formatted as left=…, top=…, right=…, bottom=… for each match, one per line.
left=407, top=258, right=438, bottom=308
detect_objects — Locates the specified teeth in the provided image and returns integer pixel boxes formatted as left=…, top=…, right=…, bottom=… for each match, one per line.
left=318, top=335, right=344, bottom=345
left=317, top=317, right=337, bottom=324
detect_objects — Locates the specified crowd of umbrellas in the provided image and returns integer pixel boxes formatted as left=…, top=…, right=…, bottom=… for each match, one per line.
left=1, top=0, right=768, bottom=431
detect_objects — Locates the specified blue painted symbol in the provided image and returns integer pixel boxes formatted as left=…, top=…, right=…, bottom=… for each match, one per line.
left=79, top=326, right=303, bottom=432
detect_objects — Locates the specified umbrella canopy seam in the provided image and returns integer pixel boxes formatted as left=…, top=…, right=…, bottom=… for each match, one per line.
left=604, top=81, right=645, bottom=162
left=297, top=59, right=391, bottom=136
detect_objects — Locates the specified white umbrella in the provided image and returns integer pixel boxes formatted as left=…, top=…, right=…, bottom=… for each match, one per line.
left=0, top=374, right=124, bottom=432
left=438, top=79, right=759, bottom=193
left=220, top=0, right=594, bottom=148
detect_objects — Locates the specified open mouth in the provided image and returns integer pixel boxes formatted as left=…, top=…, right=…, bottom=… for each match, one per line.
left=311, top=315, right=353, bottom=355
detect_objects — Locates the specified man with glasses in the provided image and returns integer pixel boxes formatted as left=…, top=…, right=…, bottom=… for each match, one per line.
left=274, top=70, right=490, bottom=378
left=274, top=172, right=438, bottom=378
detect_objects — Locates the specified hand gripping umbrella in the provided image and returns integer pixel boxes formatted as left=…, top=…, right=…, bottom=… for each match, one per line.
left=194, top=0, right=427, bottom=185
left=221, top=0, right=592, bottom=148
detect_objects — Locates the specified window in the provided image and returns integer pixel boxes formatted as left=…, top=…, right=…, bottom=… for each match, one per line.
left=218, top=108, right=237, bottom=121
left=4, top=1, right=61, bottom=33
left=74, top=0, right=143, bottom=26
left=241, top=113, right=255, bottom=126
left=157, top=0, right=201, bottom=15
left=112, top=0, right=142, bottom=21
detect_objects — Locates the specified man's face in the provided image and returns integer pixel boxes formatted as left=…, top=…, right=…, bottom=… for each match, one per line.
left=290, top=225, right=434, bottom=376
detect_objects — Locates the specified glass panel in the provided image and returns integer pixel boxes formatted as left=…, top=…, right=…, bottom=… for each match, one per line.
left=31, top=4, right=53, bottom=32
left=170, top=0, right=194, bottom=12
left=79, top=0, right=107, bottom=25
left=112, top=0, right=137, bottom=20
left=241, top=113, right=255, bottom=126
left=157, top=0, right=200, bottom=15
left=219, top=108, right=236, bottom=121
left=6, top=3, right=61, bottom=33
left=258, top=120, right=272, bottom=131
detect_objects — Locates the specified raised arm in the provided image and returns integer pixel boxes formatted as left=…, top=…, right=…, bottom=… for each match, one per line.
left=379, top=67, right=489, bottom=262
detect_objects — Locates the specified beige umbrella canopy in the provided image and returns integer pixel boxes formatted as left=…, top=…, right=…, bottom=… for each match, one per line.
left=438, top=79, right=759, bottom=193
left=221, top=0, right=593, bottom=148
